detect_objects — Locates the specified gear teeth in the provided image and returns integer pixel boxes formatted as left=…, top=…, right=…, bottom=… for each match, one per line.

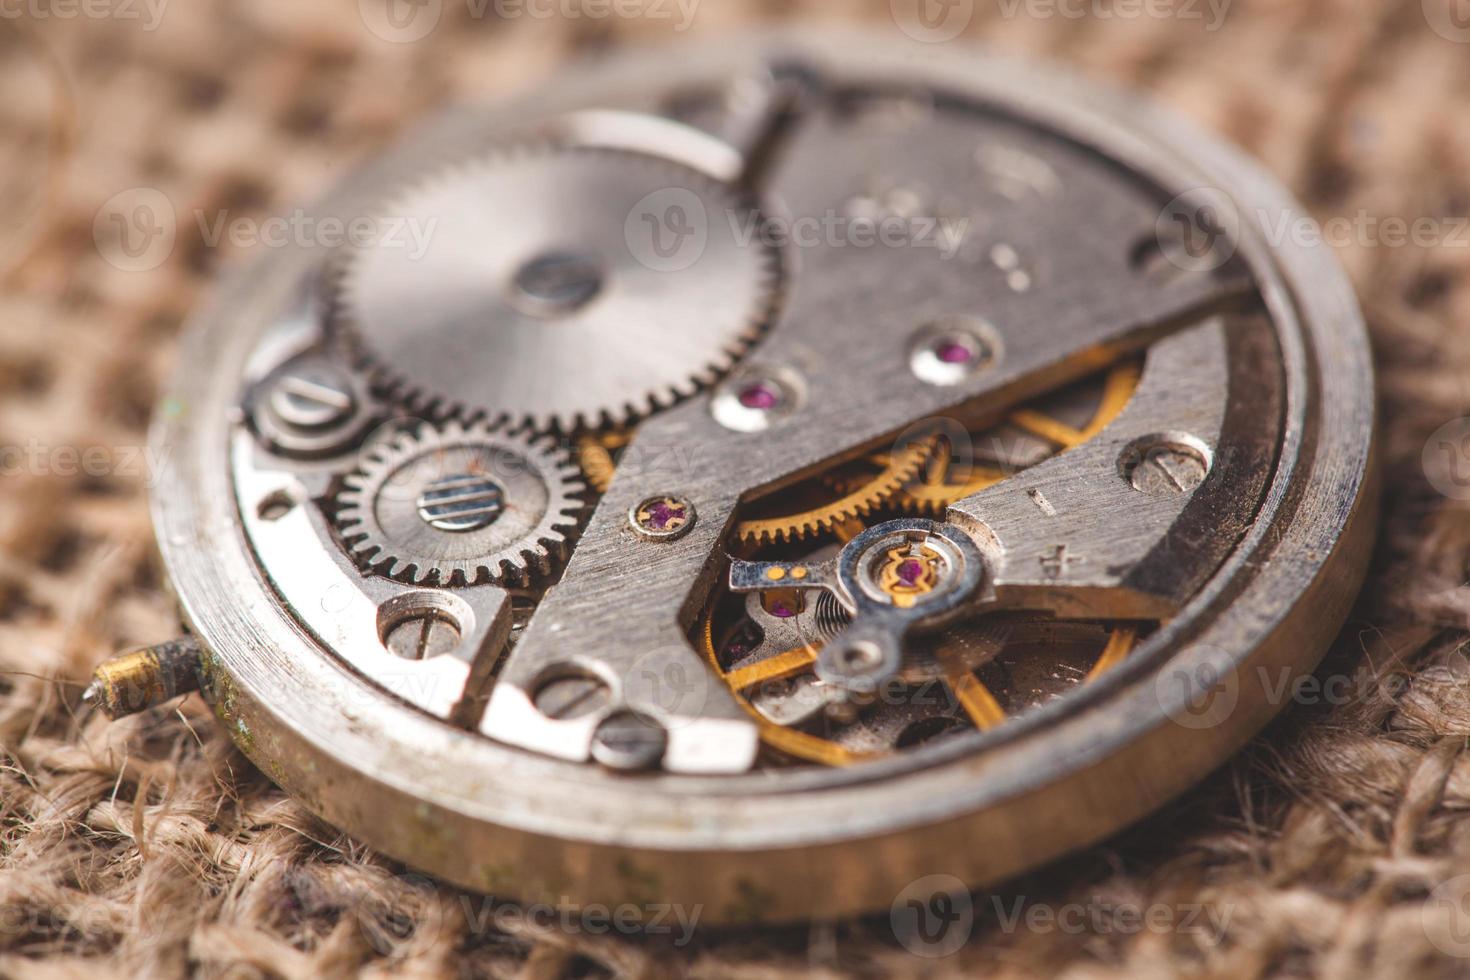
left=331, top=418, right=586, bottom=587
left=327, top=144, right=781, bottom=433
left=731, top=438, right=935, bottom=548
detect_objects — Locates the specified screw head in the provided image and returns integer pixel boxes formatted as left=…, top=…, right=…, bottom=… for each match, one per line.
left=1123, top=439, right=1210, bottom=494
left=268, top=365, right=357, bottom=430
left=533, top=672, right=612, bottom=720
left=509, top=250, right=605, bottom=316
left=383, top=613, right=462, bottom=660
left=415, top=473, right=505, bottom=532
left=630, top=495, right=695, bottom=541
left=590, top=711, right=667, bottom=771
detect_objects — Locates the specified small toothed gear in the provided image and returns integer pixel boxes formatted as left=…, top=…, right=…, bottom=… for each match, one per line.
left=330, top=145, right=780, bottom=431
left=336, top=420, right=584, bottom=587
left=731, top=438, right=933, bottom=547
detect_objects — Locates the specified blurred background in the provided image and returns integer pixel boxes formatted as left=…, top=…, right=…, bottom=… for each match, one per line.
left=3, top=1, right=1470, bottom=976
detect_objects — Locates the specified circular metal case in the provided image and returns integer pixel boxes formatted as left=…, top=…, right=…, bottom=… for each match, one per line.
left=151, top=29, right=1375, bottom=922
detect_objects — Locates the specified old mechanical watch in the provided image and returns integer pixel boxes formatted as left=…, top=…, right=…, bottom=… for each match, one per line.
left=88, top=29, right=1376, bottom=921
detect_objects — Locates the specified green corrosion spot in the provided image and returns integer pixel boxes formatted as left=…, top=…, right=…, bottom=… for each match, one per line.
left=615, top=857, right=661, bottom=907
left=724, top=878, right=775, bottom=925
left=477, top=863, right=520, bottom=896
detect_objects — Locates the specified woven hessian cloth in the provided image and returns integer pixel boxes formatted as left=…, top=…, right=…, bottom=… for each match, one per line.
left=3, top=1, right=1470, bottom=976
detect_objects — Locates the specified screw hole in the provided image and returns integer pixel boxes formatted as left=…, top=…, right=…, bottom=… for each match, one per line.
left=841, top=642, right=882, bottom=670
left=257, top=490, right=296, bottom=521
left=532, top=667, right=612, bottom=720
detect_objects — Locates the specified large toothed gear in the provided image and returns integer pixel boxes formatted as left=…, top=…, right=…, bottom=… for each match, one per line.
left=336, top=420, right=584, bottom=587
left=330, top=145, right=780, bottom=431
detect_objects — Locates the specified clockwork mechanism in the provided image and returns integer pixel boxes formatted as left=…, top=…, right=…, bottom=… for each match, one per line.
left=129, top=30, right=1375, bottom=921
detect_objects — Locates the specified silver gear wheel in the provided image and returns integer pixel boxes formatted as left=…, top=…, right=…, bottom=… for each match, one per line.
left=330, top=145, right=779, bottom=431
left=336, top=419, right=584, bottom=587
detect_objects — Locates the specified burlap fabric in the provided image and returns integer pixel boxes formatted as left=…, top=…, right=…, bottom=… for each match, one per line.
left=3, top=0, right=1470, bottom=976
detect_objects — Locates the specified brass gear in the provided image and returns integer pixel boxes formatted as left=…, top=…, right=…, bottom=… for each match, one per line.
left=731, top=438, right=934, bottom=547
left=706, top=360, right=1146, bottom=765
left=893, top=360, right=1142, bottom=515
left=698, top=605, right=1140, bottom=767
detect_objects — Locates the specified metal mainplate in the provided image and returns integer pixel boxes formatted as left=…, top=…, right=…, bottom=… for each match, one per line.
left=152, top=30, right=1375, bottom=921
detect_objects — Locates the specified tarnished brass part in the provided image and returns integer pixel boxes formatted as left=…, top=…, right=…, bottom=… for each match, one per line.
left=576, top=430, right=630, bottom=494
left=732, top=438, right=933, bottom=546
left=1084, top=626, right=1138, bottom=681
left=702, top=602, right=1140, bottom=766
left=894, top=360, right=1143, bottom=514
left=706, top=358, right=1146, bottom=763
left=938, top=647, right=1007, bottom=732
left=876, top=544, right=942, bottom=608
left=700, top=615, right=873, bottom=768
left=83, top=637, right=204, bottom=719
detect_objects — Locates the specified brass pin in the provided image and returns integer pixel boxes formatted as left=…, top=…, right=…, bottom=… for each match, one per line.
left=82, top=636, right=205, bottom=720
